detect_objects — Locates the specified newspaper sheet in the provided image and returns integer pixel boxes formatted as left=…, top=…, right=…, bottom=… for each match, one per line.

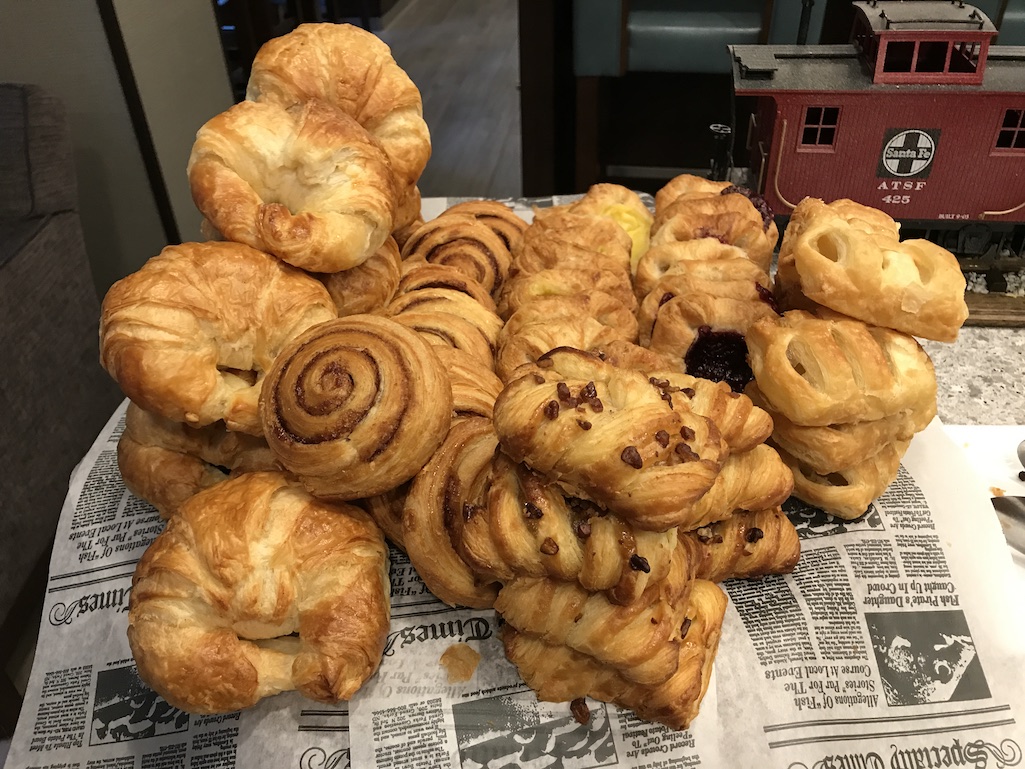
left=6, top=406, right=1025, bottom=769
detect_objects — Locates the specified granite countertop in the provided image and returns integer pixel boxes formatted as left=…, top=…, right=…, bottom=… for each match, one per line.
left=923, top=326, right=1025, bottom=425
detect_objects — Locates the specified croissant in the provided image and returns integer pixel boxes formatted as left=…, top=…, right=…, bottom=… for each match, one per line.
left=778, top=440, right=910, bottom=520
left=778, top=198, right=968, bottom=342
left=188, top=99, right=395, bottom=273
left=443, top=199, right=528, bottom=253
left=401, top=417, right=501, bottom=608
left=259, top=315, right=453, bottom=500
left=747, top=311, right=937, bottom=427
left=501, top=579, right=727, bottom=730
left=100, top=241, right=337, bottom=434
left=246, top=23, right=430, bottom=229
left=495, top=544, right=695, bottom=685
left=496, top=266, right=637, bottom=320
left=396, top=260, right=497, bottom=312
left=128, top=471, right=390, bottom=713
left=493, top=348, right=725, bottom=529
left=457, top=452, right=679, bottom=604
left=400, top=214, right=512, bottom=296
left=687, top=507, right=801, bottom=582
left=320, top=236, right=402, bottom=316
left=118, top=402, right=280, bottom=518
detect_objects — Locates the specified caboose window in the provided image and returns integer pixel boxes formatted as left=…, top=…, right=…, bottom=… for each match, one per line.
left=883, top=41, right=915, bottom=72
left=950, top=42, right=980, bottom=73
left=800, top=106, right=839, bottom=148
left=996, top=110, right=1025, bottom=151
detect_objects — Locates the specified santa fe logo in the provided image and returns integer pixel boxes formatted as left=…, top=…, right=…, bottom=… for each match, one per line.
left=878, top=129, right=940, bottom=179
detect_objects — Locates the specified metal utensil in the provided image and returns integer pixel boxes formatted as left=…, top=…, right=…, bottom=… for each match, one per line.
left=992, top=496, right=1025, bottom=555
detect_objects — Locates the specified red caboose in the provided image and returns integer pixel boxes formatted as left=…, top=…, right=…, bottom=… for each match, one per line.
left=732, top=1, right=1025, bottom=261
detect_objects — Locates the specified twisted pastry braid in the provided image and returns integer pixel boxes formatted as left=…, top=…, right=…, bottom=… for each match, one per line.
left=434, top=347, right=504, bottom=423
left=748, top=382, right=932, bottom=474
left=678, top=444, right=794, bottom=531
left=495, top=545, right=695, bottom=685
left=493, top=348, right=725, bottom=529
left=402, top=417, right=500, bottom=608
left=396, top=260, right=497, bottom=312
left=747, top=311, right=937, bottom=427
left=688, top=507, right=801, bottom=582
left=778, top=440, right=910, bottom=520
left=647, top=372, right=773, bottom=453
left=633, top=239, right=755, bottom=300
left=457, top=452, right=678, bottom=604
left=444, top=199, right=528, bottom=253
left=501, top=579, right=727, bottom=730
left=247, top=23, right=430, bottom=229
left=259, top=315, right=452, bottom=500
left=320, top=236, right=401, bottom=316
left=128, top=472, right=390, bottom=713
left=400, top=214, right=512, bottom=295
left=495, top=317, right=627, bottom=383
left=503, top=293, right=639, bottom=344
left=188, top=99, right=395, bottom=273
left=100, top=241, right=337, bottom=434
left=779, top=197, right=968, bottom=342
left=118, top=402, right=280, bottom=518
left=496, top=266, right=637, bottom=320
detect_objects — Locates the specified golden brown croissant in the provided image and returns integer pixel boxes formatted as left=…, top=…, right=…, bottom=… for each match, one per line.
left=188, top=99, right=395, bottom=273
left=457, top=452, right=678, bottom=604
left=778, top=198, right=968, bottom=342
left=118, top=402, right=280, bottom=518
left=502, top=293, right=639, bottom=344
left=496, top=266, right=637, bottom=320
left=493, top=348, right=725, bottom=529
left=401, top=417, right=501, bottom=608
left=259, top=315, right=453, bottom=500
left=495, top=543, right=695, bottom=685
left=396, top=259, right=497, bottom=312
left=320, top=236, right=402, bottom=316
left=400, top=214, right=512, bottom=296
left=100, top=241, right=337, bottom=434
left=495, top=317, right=626, bottom=383
left=688, top=507, right=801, bottom=582
left=747, top=311, right=937, bottom=427
left=443, top=199, right=528, bottom=253
left=128, top=471, right=390, bottom=713
left=501, top=579, right=727, bottom=730
left=778, top=440, right=910, bottom=520
left=246, top=23, right=430, bottom=229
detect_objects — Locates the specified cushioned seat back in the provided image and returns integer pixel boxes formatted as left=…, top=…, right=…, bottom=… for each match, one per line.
left=999, top=0, right=1025, bottom=45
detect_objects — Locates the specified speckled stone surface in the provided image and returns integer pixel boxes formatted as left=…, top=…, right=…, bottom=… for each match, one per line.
left=922, top=326, right=1025, bottom=425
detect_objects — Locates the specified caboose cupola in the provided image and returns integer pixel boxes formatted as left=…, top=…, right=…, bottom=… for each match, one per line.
left=852, top=1, right=997, bottom=85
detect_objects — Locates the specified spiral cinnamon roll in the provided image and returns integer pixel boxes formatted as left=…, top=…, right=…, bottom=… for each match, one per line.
left=401, top=214, right=512, bottom=296
left=396, top=260, right=497, bottom=312
left=259, top=315, right=453, bottom=500
left=444, top=199, right=528, bottom=253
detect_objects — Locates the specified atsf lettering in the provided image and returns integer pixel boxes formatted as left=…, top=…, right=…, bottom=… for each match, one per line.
left=48, top=586, right=131, bottom=625
left=382, top=616, right=492, bottom=656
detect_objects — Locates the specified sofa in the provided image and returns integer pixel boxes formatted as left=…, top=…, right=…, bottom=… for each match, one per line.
left=0, top=82, right=123, bottom=733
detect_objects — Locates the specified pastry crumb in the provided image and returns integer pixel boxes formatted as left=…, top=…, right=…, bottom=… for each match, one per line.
left=991, top=486, right=1005, bottom=497
left=440, top=643, right=481, bottom=683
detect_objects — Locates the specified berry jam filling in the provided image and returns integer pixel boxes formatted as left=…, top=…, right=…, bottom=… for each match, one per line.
left=721, top=185, right=774, bottom=231
left=755, top=283, right=782, bottom=315
left=683, top=325, right=753, bottom=393
left=694, top=227, right=730, bottom=245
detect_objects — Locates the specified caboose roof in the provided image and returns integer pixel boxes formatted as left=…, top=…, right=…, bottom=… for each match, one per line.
left=852, top=1, right=996, bottom=33
left=731, top=44, right=1025, bottom=93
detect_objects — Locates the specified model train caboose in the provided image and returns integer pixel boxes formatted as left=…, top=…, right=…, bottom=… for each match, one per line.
left=730, top=1, right=1025, bottom=293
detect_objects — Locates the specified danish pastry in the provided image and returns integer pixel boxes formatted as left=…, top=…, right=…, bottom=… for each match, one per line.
left=400, top=214, right=512, bottom=296
left=515, top=210, right=632, bottom=277
left=688, top=507, right=801, bottom=582
left=634, top=239, right=761, bottom=301
left=384, top=287, right=504, bottom=347
left=434, top=347, right=504, bottom=423
left=502, top=293, right=639, bottom=344
left=495, top=317, right=626, bottom=383
left=247, top=23, right=431, bottom=229
left=650, top=209, right=776, bottom=273
left=778, top=198, right=968, bottom=342
left=320, top=236, right=402, bottom=316
left=396, top=260, right=497, bottom=312
left=128, top=471, right=390, bottom=713
left=496, top=266, right=637, bottom=320
left=493, top=348, right=725, bottom=529
left=259, top=315, right=453, bottom=500
left=100, top=241, right=337, bottom=434
left=746, top=311, right=937, bottom=426
left=188, top=99, right=395, bottom=273
left=443, top=199, right=528, bottom=253
left=557, top=184, right=653, bottom=268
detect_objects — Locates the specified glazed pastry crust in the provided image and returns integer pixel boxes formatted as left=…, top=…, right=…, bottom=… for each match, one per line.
left=259, top=315, right=453, bottom=500
left=100, top=241, right=337, bottom=434
left=746, top=311, right=937, bottom=427
left=128, top=472, right=390, bottom=713
left=247, top=23, right=430, bottom=229
left=778, top=440, right=910, bottom=520
left=780, top=198, right=968, bottom=342
left=320, top=236, right=402, bottom=316
left=493, top=348, right=725, bottom=529
left=188, top=99, right=395, bottom=273
left=688, top=507, right=801, bottom=582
